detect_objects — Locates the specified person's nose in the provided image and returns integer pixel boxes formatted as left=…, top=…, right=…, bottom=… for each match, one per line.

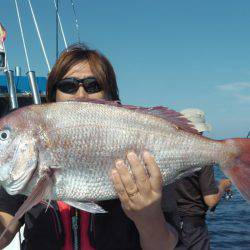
left=75, top=86, right=88, bottom=98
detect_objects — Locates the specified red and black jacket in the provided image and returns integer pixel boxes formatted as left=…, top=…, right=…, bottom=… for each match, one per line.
left=0, top=187, right=178, bottom=250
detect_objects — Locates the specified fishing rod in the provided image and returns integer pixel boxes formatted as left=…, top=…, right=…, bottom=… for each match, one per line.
left=15, top=0, right=41, bottom=105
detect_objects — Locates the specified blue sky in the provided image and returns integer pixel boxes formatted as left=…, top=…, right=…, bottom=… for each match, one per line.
left=0, top=0, right=250, bottom=139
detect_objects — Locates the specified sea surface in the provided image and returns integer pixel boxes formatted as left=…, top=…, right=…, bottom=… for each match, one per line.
left=207, top=168, right=250, bottom=250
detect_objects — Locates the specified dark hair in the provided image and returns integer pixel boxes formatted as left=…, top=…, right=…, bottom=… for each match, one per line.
left=46, top=43, right=120, bottom=102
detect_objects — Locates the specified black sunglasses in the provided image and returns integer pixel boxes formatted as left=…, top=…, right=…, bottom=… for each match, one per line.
left=55, top=77, right=102, bottom=94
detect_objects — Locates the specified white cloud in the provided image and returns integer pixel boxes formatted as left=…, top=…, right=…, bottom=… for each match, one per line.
left=217, top=82, right=250, bottom=102
left=235, top=93, right=250, bottom=102
left=217, top=82, right=250, bottom=91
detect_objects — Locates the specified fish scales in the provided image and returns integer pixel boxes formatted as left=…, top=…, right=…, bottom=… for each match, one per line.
left=20, top=102, right=223, bottom=201
left=0, top=99, right=249, bottom=222
left=0, top=101, right=236, bottom=203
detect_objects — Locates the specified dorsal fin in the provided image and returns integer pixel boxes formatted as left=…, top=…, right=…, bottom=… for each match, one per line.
left=140, top=106, right=199, bottom=134
left=61, top=98, right=199, bottom=134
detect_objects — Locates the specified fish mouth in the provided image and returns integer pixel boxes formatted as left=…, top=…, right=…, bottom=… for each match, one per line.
left=0, top=163, right=13, bottom=183
left=0, top=137, right=38, bottom=195
left=4, top=164, right=37, bottom=195
left=0, top=149, right=17, bottom=183
left=0, top=138, right=20, bottom=183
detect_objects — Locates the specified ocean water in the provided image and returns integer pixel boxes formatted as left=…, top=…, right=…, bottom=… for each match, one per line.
left=207, top=168, right=250, bottom=250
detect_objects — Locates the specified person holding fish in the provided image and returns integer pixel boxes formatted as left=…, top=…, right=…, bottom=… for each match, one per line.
left=174, top=108, right=232, bottom=250
left=0, top=43, right=249, bottom=250
left=0, top=43, right=178, bottom=250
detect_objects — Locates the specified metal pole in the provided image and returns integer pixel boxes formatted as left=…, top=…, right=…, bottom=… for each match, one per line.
left=15, top=66, right=21, bottom=76
left=14, top=0, right=31, bottom=72
left=53, top=0, right=68, bottom=50
left=56, top=0, right=59, bottom=60
left=5, top=70, right=18, bottom=109
left=28, top=0, right=51, bottom=72
left=26, top=71, right=41, bottom=104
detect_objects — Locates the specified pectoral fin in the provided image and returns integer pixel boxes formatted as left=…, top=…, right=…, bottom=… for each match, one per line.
left=64, top=200, right=107, bottom=213
left=0, top=171, right=54, bottom=242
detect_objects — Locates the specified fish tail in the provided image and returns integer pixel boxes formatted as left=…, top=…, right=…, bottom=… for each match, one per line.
left=221, top=138, right=250, bottom=201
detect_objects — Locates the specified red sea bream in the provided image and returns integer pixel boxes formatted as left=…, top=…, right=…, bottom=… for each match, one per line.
left=0, top=100, right=249, bottom=220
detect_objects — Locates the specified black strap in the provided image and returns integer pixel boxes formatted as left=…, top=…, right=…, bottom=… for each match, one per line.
left=22, top=201, right=64, bottom=250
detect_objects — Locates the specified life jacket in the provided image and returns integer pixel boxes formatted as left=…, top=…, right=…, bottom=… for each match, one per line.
left=22, top=199, right=141, bottom=250
left=21, top=197, right=178, bottom=250
left=57, top=186, right=181, bottom=250
left=58, top=199, right=142, bottom=250
left=57, top=201, right=95, bottom=250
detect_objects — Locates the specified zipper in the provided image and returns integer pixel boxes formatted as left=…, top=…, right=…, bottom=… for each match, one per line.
left=71, top=208, right=81, bottom=250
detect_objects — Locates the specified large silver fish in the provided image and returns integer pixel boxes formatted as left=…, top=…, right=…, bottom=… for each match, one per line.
left=0, top=100, right=249, bottom=219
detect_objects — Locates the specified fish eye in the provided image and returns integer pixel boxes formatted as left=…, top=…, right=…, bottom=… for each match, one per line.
left=0, top=130, right=10, bottom=141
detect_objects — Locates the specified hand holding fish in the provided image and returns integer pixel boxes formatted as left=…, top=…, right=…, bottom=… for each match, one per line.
left=112, top=151, right=177, bottom=250
left=112, top=151, right=162, bottom=222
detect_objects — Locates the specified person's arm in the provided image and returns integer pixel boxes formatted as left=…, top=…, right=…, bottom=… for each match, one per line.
left=203, top=179, right=231, bottom=208
left=199, top=166, right=231, bottom=208
left=0, top=188, right=25, bottom=248
left=134, top=211, right=178, bottom=250
left=0, top=211, right=21, bottom=248
left=112, top=151, right=178, bottom=250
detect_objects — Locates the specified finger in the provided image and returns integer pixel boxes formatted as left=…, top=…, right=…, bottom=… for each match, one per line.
left=111, top=169, right=131, bottom=205
left=115, top=160, right=139, bottom=199
left=127, top=152, right=151, bottom=194
left=143, top=151, right=162, bottom=193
